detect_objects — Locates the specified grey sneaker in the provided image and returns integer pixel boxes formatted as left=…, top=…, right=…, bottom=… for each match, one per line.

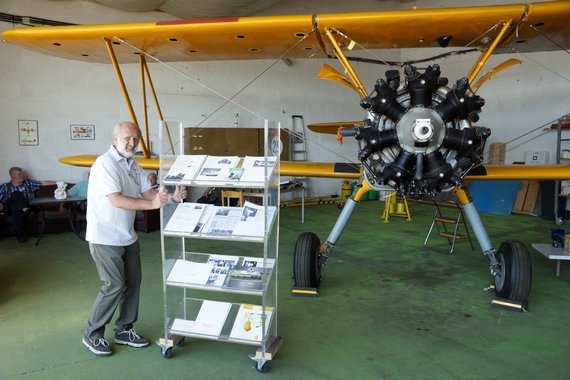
left=114, top=328, right=150, bottom=348
left=82, top=336, right=112, bottom=356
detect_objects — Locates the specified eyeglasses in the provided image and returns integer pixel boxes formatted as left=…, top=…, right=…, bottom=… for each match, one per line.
left=129, top=164, right=140, bottom=186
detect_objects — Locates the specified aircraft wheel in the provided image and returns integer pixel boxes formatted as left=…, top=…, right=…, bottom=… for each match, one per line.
left=494, top=240, right=532, bottom=302
left=293, top=232, right=322, bottom=288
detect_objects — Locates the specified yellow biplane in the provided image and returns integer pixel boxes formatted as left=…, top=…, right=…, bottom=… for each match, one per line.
left=3, top=1, right=570, bottom=311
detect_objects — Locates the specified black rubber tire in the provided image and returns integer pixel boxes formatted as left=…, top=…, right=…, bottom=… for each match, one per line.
left=293, top=232, right=322, bottom=288
left=494, top=240, right=532, bottom=302
left=255, top=362, right=269, bottom=373
left=161, top=347, right=173, bottom=359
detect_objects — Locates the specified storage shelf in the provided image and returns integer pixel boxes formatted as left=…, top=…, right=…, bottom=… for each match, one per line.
left=158, top=120, right=281, bottom=367
left=168, top=299, right=274, bottom=346
left=164, top=253, right=275, bottom=296
left=162, top=179, right=267, bottom=189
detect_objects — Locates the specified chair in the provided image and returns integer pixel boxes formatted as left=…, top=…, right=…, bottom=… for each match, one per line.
left=221, top=190, right=243, bottom=207
left=242, top=191, right=264, bottom=206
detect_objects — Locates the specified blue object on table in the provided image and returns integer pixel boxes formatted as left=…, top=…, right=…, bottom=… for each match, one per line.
left=551, top=228, right=565, bottom=248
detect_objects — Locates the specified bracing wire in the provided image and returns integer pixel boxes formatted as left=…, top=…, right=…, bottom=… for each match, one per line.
left=484, top=117, right=567, bottom=164
left=116, top=35, right=360, bottom=166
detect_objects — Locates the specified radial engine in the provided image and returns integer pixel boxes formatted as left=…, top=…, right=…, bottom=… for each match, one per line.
left=344, top=64, right=490, bottom=198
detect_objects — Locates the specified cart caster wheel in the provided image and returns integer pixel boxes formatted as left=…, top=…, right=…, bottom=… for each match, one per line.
left=256, top=362, right=269, bottom=373
left=161, top=347, right=173, bottom=359
left=176, top=338, right=185, bottom=347
left=337, top=203, right=342, bottom=209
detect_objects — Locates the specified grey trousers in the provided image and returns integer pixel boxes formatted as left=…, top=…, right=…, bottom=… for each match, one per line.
left=84, top=240, right=141, bottom=340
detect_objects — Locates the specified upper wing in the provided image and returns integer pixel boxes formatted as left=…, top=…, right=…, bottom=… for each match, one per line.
left=3, top=1, right=570, bottom=63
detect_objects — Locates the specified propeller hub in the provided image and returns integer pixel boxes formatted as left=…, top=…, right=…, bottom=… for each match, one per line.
left=412, top=119, right=433, bottom=142
left=396, top=107, right=445, bottom=155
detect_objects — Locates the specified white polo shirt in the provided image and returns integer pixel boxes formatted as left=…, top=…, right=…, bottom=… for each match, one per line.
left=86, top=146, right=152, bottom=246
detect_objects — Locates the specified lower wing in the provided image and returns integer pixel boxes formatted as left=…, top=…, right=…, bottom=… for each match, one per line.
left=60, top=155, right=570, bottom=181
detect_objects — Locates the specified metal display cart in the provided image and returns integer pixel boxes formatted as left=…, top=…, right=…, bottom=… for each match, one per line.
left=156, top=120, right=281, bottom=373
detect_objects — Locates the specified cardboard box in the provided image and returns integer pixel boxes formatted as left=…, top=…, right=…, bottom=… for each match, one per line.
left=489, top=142, right=506, bottom=164
left=525, top=151, right=549, bottom=164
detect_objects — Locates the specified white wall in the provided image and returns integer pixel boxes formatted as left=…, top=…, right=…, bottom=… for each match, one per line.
left=1, top=0, right=569, bottom=198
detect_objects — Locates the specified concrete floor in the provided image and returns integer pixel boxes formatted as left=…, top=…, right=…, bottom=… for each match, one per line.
left=1, top=200, right=570, bottom=379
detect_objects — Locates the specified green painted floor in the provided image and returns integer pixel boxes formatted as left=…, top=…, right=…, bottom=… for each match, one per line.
left=1, top=201, right=570, bottom=379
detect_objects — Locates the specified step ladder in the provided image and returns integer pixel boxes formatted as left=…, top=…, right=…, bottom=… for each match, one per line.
left=423, top=201, right=474, bottom=254
left=291, top=115, right=307, bottom=162
left=289, top=115, right=308, bottom=188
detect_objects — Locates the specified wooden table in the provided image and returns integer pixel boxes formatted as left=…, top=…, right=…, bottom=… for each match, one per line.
left=30, top=197, right=85, bottom=245
left=531, top=243, right=570, bottom=277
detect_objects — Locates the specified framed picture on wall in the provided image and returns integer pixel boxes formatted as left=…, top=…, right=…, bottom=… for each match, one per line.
left=70, top=124, right=95, bottom=140
left=18, top=120, right=39, bottom=146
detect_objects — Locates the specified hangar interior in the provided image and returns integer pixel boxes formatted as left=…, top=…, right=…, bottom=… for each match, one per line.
left=1, top=0, right=570, bottom=378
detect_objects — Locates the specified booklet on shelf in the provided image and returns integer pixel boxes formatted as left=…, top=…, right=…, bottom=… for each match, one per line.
left=202, top=206, right=242, bottom=236
left=170, top=318, right=195, bottom=335
left=193, top=300, right=232, bottom=337
left=163, top=202, right=209, bottom=234
left=166, top=259, right=214, bottom=286
left=224, top=256, right=274, bottom=291
left=233, top=201, right=276, bottom=238
left=242, top=256, right=276, bottom=268
left=206, top=254, right=240, bottom=287
left=163, top=155, right=207, bottom=183
left=239, top=156, right=277, bottom=183
left=195, top=156, right=240, bottom=182
left=229, top=304, right=273, bottom=342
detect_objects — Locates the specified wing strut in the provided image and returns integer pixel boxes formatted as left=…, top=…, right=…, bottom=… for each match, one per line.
left=466, top=19, right=513, bottom=84
left=324, top=28, right=368, bottom=99
left=140, top=56, right=149, bottom=150
left=141, top=57, right=175, bottom=154
left=104, top=39, right=176, bottom=157
left=104, top=38, right=149, bottom=158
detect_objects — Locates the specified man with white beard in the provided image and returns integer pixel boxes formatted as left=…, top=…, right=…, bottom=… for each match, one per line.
left=82, top=121, right=186, bottom=356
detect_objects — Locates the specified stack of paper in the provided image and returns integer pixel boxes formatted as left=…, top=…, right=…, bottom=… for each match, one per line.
left=166, top=260, right=214, bottom=286
left=193, top=300, right=232, bottom=337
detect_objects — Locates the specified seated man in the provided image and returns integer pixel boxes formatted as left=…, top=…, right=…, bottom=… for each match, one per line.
left=0, top=166, right=55, bottom=243
left=147, top=171, right=159, bottom=190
